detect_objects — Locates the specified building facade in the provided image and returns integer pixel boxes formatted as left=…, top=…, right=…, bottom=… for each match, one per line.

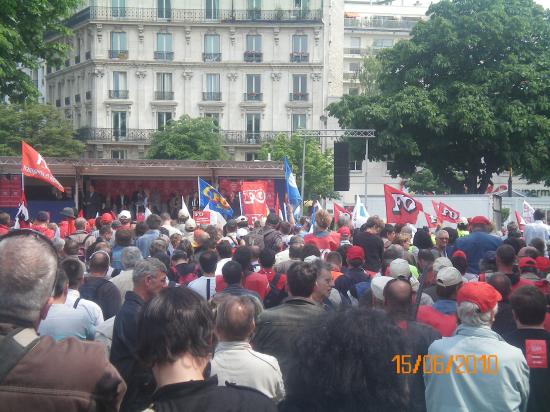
left=46, top=0, right=339, bottom=161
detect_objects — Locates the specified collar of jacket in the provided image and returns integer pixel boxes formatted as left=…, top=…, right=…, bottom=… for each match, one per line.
left=124, top=290, right=145, bottom=306
left=282, top=296, right=318, bottom=306
left=455, top=324, right=504, bottom=341
left=215, top=341, right=251, bottom=353
left=153, top=376, right=218, bottom=401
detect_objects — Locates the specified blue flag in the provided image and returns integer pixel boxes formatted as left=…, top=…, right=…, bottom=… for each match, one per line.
left=198, top=177, right=233, bottom=218
left=284, top=157, right=302, bottom=207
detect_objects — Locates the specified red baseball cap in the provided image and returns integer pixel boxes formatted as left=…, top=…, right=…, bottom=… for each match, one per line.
left=519, top=257, right=537, bottom=269
left=337, top=226, right=351, bottom=236
left=469, top=216, right=491, bottom=226
left=535, top=256, right=550, bottom=273
left=346, top=246, right=365, bottom=262
left=452, top=250, right=467, bottom=260
left=457, top=282, right=502, bottom=312
left=100, top=212, right=114, bottom=224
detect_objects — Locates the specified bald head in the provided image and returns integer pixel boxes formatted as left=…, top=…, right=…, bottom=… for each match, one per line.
left=384, top=279, right=413, bottom=319
left=518, top=246, right=539, bottom=259
left=75, top=217, right=87, bottom=230
left=488, top=274, right=512, bottom=301
left=0, top=233, right=58, bottom=323
left=215, top=295, right=257, bottom=341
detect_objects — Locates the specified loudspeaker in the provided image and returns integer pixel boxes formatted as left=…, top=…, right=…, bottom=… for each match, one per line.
left=333, top=142, right=350, bottom=191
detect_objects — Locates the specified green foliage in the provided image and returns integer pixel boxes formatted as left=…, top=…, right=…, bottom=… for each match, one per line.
left=257, top=134, right=339, bottom=200
left=147, top=115, right=228, bottom=160
left=403, top=168, right=452, bottom=194
left=329, top=0, right=550, bottom=194
left=0, top=103, right=84, bottom=157
left=0, top=0, right=80, bottom=102
left=356, top=55, right=382, bottom=97
left=501, top=208, right=510, bottom=224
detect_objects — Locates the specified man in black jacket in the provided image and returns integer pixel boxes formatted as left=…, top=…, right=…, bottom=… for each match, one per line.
left=353, top=216, right=385, bottom=273
left=110, top=257, right=168, bottom=412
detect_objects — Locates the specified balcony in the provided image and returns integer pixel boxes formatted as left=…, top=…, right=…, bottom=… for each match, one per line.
left=203, top=52, right=221, bottom=62
left=109, top=50, right=129, bottom=59
left=85, top=91, right=92, bottom=100
left=65, top=7, right=322, bottom=27
left=154, top=91, right=174, bottom=100
left=64, top=97, right=71, bottom=105
left=55, top=99, right=61, bottom=107
left=154, top=51, right=174, bottom=60
left=244, top=51, right=263, bottom=62
left=343, top=72, right=359, bottom=80
left=75, top=55, right=81, bottom=64
left=289, top=92, right=309, bottom=101
left=344, top=17, right=420, bottom=30
left=85, top=51, right=91, bottom=60
left=203, top=92, right=222, bottom=101
left=344, top=48, right=370, bottom=56
left=244, top=92, right=263, bottom=102
left=75, top=94, right=81, bottom=104
left=290, top=52, right=309, bottom=63
left=109, top=90, right=129, bottom=99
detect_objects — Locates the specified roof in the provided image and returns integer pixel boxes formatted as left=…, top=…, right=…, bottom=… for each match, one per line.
left=0, top=157, right=284, bottom=179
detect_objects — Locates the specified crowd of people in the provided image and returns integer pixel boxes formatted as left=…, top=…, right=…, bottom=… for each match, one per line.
left=0, top=204, right=549, bottom=412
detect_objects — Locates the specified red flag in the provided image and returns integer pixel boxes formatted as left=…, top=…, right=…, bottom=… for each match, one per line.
left=21, top=141, right=65, bottom=192
left=384, top=185, right=423, bottom=225
left=13, top=192, right=30, bottom=229
left=437, top=202, right=461, bottom=224
left=77, top=209, right=84, bottom=218
left=424, top=212, right=438, bottom=230
left=515, top=210, right=526, bottom=231
left=241, top=181, right=268, bottom=225
left=333, top=202, right=352, bottom=224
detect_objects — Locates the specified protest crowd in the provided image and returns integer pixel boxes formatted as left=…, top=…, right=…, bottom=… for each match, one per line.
left=0, top=201, right=549, bottom=412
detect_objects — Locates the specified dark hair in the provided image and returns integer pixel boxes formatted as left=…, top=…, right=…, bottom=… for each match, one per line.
left=380, top=224, right=395, bottom=239
left=496, top=244, right=516, bottom=266
left=301, top=244, right=321, bottom=260
left=287, top=262, right=317, bottom=297
left=98, top=224, right=112, bottom=237
left=149, top=239, right=168, bottom=256
left=171, top=250, right=188, bottom=262
left=533, top=209, right=545, bottom=221
left=280, top=221, right=291, bottom=235
left=336, top=244, right=352, bottom=267
left=417, top=249, right=435, bottom=263
left=325, top=251, right=342, bottom=268
left=216, top=240, right=233, bottom=259
left=487, top=273, right=512, bottom=301
left=63, top=238, right=80, bottom=256
left=53, top=267, right=69, bottom=298
left=289, top=244, right=303, bottom=259
left=199, top=250, right=218, bottom=274
left=282, top=308, right=408, bottom=411
left=510, top=286, right=547, bottom=325
left=145, top=214, right=162, bottom=230
left=137, top=287, right=214, bottom=367
left=89, top=250, right=110, bottom=273
left=177, top=238, right=194, bottom=258
left=224, top=220, right=238, bottom=233
left=443, top=227, right=458, bottom=244
left=529, top=238, right=545, bottom=257
left=413, top=229, right=434, bottom=249
left=115, top=228, right=133, bottom=246
left=258, top=248, right=275, bottom=268
left=502, top=237, right=526, bottom=255
left=0, top=212, right=10, bottom=226
left=232, top=246, right=252, bottom=274
left=266, top=213, right=280, bottom=226
left=451, top=255, right=467, bottom=275
left=222, top=261, right=243, bottom=285
left=436, top=283, right=461, bottom=299
left=134, top=222, right=149, bottom=237
left=61, top=257, right=84, bottom=288
left=159, top=227, right=170, bottom=238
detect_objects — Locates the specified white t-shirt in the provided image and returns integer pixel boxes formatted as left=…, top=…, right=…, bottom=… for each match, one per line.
left=215, top=258, right=232, bottom=276
left=188, top=276, right=217, bottom=300
left=65, top=288, right=104, bottom=326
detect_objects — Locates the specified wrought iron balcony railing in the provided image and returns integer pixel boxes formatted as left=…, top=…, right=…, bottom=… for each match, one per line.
left=109, top=90, right=129, bottom=99
left=109, top=50, right=129, bottom=59
left=203, top=92, right=222, bottom=101
left=289, top=92, right=309, bottom=101
left=244, top=51, right=263, bottom=62
left=290, top=52, right=309, bottom=63
left=344, top=17, right=420, bottom=30
left=203, top=52, right=221, bottom=62
left=154, top=51, right=174, bottom=60
left=244, top=92, right=263, bottom=101
left=154, top=91, right=174, bottom=100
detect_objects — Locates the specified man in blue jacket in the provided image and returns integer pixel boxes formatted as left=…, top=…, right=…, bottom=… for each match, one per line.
left=455, top=216, right=502, bottom=274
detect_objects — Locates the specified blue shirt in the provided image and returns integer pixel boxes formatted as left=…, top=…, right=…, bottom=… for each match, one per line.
left=38, top=303, right=95, bottom=341
left=135, top=229, right=160, bottom=258
left=455, top=231, right=502, bottom=274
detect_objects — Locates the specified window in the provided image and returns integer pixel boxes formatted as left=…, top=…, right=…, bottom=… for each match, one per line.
left=110, top=32, right=127, bottom=58
left=112, top=111, right=127, bottom=139
left=246, top=113, right=261, bottom=141
left=155, top=33, right=173, bottom=60
left=245, top=74, right=261, bottom=101
left=294, top=0, right=309, bottom=8
left=292, top=114, right=306, bottom=131
left=204, top=74, right=221, bottom=101
left=349, top=62, right=360, bottom=72
left=112, top=0, right=126, bottom=17
left=157, top=112, right=172, bottom=130
left=205, top=0, right=219, bottom=20
left=156, top=73, right=173, bottom=100
left=111, top=150, right=127, bottom=159
left=373, top=38, right=393, bottom=49
left=350, top=37, right=361, bottom=54
left=205, top=112, right=220, bottom=130
left=245, top=152, right=258, bottom=161
left=245, top=35, right=262, bottom=62
left=110, top=71, right=128, bottom=98
left=247, top=0, right=261, bottom=19
left=291, top=74, right=308, bottom=101
left=348, top=88, right=359, bottom=96
left=291, top=35, right=308, bottom=62
left=204, top=34, right=221, bottom=62
left=158, top=0, right=171, bottom=19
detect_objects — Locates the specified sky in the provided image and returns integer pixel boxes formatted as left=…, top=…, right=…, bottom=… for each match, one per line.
left=535, top=0, right=550, bottom=8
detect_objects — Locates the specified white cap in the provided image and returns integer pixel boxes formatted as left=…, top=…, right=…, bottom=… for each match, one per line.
left=436, top=266, right=463, bottom=287
left=433, top=257, right=453, bottom=275
left=389, top=258, right=411, bottom=278
left=236, top=215, right=248, bottom=223
left=118, top=210, right=131, bottom=220
left=184, top=219, right=197, bottom=231
left=371, top=276, right=393, bottom=301
left=304, top=255, right=320, bottom=263
left=409, top=276, right=420, bottom=293
left=178, top=209, right=190, bottom=219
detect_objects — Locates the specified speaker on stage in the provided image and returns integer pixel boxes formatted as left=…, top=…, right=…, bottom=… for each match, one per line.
left=334, top=142, right=350, bottom=191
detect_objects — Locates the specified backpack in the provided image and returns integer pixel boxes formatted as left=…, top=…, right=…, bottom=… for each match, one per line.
left=351, top=280, right=371, bottom=299
left=68, top=233, right=94, bottom=263
left=263, top=272, right=288, bottom=309
left=244, top=231, right=264, bottom=249
left=0, top=328, right=42, bottom=383
left=80, top=277, right=111, bottom=302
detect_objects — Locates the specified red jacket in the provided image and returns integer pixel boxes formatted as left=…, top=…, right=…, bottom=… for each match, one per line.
left=216, top=272, right=269, bottom=300
left=416, top=305, right=457, bottom=337
left=0, top=224, right=9, bottom=236
left=31, top=224, right=55, bottom=240
left=59, top=219, right=76, bottom=239
left=511, top=277, right=535, bottom=292
left=304, top=231, right=341, bottom=252
left=258, top=268, right=287, bottom=291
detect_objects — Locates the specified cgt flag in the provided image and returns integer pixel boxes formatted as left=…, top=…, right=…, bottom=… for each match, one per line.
left=437, top=202, right=460, bottom=224
left=21, top=142, right=64, bottom=192
left=424, top=212, right=438, bottom=230
left=333, top=202, right=352, bottom=224
left=384, top=185, right=423, bottom=225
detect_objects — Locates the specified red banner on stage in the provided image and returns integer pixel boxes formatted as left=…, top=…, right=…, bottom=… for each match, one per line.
left=0, top=175, right=22, bottom=208
left=21, top=142, right=64, bottom=192
left=219, top=178, right=275, bottom=210
left=193, top=210, right=211, bottom=225
left=241, top=181, right=268, bottom=225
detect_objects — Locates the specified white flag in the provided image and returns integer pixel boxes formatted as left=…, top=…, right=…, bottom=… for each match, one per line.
left=179, top=195, right=190, bottom=218
left=352, top=195, right=369, bottom=229
left=522, top=200, right=535, bottom=223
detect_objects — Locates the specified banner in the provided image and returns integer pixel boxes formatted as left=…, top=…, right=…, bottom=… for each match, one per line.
left=515, top=210, right=526, bottom=231
left=437, top=202, right=460, bottom=224
left=21, top=142, right=64, bottom=192
left=241, top=181, right=268, bottom=225
left=333, top=202, right=352, bottom=224
left=284, top=157, right=302, bottom=207
left=384, top=185, right=423, bottom=225
left=198, top=177, right=233, bottom=217
left=0, top=175, right=22, bottom=208
left=193, top=210, right=211, bottom=225
left=424, top=212, right=438, bottom=230
left=523, top=200, right=535, bottom=224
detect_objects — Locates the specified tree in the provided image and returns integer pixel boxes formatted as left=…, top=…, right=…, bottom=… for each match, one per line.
left=0, top=0, right=80, bottom=102
left=329, top=0, right=550, bottom=194
left=0, top=103, right=84, bottom=157
left=257, top=134, right=339, bottom=200
left=403, top=168, right=452, bottom=194
left=147, top=115, right=228, bottom=160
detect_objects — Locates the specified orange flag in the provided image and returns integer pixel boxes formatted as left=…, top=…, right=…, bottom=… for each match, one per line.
left=21, top=142, right=64, bottom=192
